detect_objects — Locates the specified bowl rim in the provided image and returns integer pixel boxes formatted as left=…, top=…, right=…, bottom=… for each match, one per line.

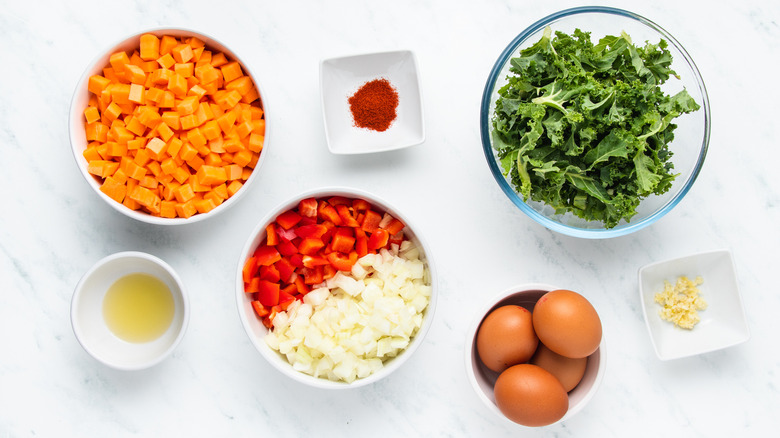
left=68, top=26, right=269, bottom=226
left=479, top=6, right=711, bottom=239
left=70, top=250, right=190, bottom=371
left=235, top=185, right=438, bottom=388
left=464, top=283, right=607, bottom=426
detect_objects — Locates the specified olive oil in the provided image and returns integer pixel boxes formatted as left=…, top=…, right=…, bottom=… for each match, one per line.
left=103, top=273, right=175, bottom=343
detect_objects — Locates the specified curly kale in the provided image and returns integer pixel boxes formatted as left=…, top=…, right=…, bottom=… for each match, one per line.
left=492, top=27, right=700, bottom=228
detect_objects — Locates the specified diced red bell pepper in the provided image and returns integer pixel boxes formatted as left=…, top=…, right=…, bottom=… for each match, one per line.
left=389, top=231, right=405, bottom=247
left=290, top=253, right=304, bottom=268
left=280, top=283, right=298, bottom=297
left=335, top=204, right=359, bottom=227
left=302, top=254, right=329, bottom=268
left=254, top=245, right=282, bottom=266
left=298, top=238, right=325, bottom=255
left=327, top=251, right=359, bottom=271
left=251, top=300, right=269, bottom=318
left=368, top=229, right=389, bottom=250
left=295, top=223, right=328, bottom=239
left=276, top=210, right=303, bottom=230
left=265, top=223, right=278, bottom=246
left=360, top=209, right=382, bottom=233
left=355, top=228, right=368, bottom=257
left=328, top=196, right=350, bottom=206
left=385, top=217, right=405, bottom=235
left=298, top=197, right=318, bottom=218
left=276, top=238, right=298, bottom=257
left=323, top=264, right=337, bottom=280
left=258, top=264, right=281, bottom=283
left=303, top=265, right=324, bottom=285
left=331, top=233, right=356, bottom=254
left=242, top=256, right=259, bottom=284
left=318, top=201, right=343, bottom=225
left=294, top=275, right=310, bottom=294
left=352, top=199, right=372, bottom=211
left=245, top=276, right=263, bottom=293
left=278, top=290, right=296, bottom=306
left=275, top=257, right=296, bottom=282
left=256, top=280, right=280, bottom=307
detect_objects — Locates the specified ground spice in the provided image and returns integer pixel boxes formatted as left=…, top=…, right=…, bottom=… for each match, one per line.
left=348, top=78, right=399, bottom=132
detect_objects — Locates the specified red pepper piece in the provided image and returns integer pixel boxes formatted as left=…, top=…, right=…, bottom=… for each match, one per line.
left=303, top=265, right=324, bottom=285
left=275, top=257, right=295, bottom=283
left=254, top=245, right=281, bottom=266
left=354, top=228, right=368, bottom=257
left=256, top=280, right=280, bottom=307
left=258, top=264, right=281, bottom=283
left=367, top=229, right=389, bottom=250
left=389, top=231, right=404, bottom=247
left=276, top=238, right=298, bottom=257
left=385, top=217, right=405, bottom=235
left=242, top=256, right=259, bottom=284
left=302, top=255, right=329, bottom=268
left=251, top=300, right=269, bottom=318
left=335, top=204, right=359, bottom=227
left=328, top=196, right=350, bottom=206
left=318, top=201, right=343, bottom=225
left=295, top=223, right=328, bottom=239
left=352, top=199, right=372, bottom=211
left=331, top=233, right=356, bottom=254
left=276, top=210, right=303, bottom=230
left=298, top=197, right=318, bottom=218
left=280, top=283, right=298, bottom=296
left=360, top=209, right=382, bottom=233
left=265, top=223, right=278, bottom=246
left=294, top=275, right=310, bottom=294
left=323, top=264, right=337, bottom=280
left=327, top=251, right=359, bottom=271
left=298, top=238, right=325, bottom=255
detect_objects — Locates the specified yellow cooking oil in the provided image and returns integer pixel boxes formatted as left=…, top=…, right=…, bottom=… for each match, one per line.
left=103, top=273, right=175, bottom=343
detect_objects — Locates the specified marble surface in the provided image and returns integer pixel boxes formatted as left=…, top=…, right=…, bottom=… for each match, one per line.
left=1, top=0, right=779, bottom=436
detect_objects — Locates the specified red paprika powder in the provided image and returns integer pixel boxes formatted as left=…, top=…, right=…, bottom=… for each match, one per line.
left=348, top=78, right=399, bottom=132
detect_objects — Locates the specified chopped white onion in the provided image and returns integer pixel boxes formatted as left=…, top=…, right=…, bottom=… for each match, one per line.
left=265, top=241, right=430, bottom=383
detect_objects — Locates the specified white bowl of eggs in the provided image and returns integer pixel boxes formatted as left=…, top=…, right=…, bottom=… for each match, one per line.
left=465, top=284, right=606, bottom=427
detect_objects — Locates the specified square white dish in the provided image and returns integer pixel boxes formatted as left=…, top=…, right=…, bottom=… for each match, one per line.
left=320, top=50, right=424, bottom=154
left=638, top=249, right=750, bottom=361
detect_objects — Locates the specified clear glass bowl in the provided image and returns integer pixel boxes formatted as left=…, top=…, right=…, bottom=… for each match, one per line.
left=480, top=7, right=710, bottom=238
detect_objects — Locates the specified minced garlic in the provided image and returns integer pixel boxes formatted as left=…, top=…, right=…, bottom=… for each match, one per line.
left=654, top=276, right=707, bottom=329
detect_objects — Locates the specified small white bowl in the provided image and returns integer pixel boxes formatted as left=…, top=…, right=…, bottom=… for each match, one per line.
left=69, top=27, right=269, bottom=225
left=319, top=50, right=425, bottom=154
left=236, top=186, right=437, bottom=388
left=638, top=249, right=750, bottom=360
left=465, top=284, right=606, bottom=426
left=71, top=251, right=189, bottom=370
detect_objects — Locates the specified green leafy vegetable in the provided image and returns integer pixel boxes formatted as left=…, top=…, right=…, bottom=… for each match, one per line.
left=492, top=26, right=700, bottom=228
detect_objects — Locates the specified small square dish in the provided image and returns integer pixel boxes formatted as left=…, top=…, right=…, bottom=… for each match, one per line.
left=320, top=50, right=424, bottom=154
left=638, top=249, right=750, bottom=361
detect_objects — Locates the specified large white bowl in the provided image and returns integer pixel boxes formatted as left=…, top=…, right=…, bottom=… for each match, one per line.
left=71, top=251, right=189, bottom=370
left=465, top=284, right=606, bottom=426
left=69, top=27, right=269, bottom=225
left=236, top=186, right=437, bottom=388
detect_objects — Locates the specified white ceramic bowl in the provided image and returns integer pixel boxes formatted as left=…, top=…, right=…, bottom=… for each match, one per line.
left=465, top=284, right=606, bottom=426
left=69, top=27, right=269, bottom=225
left=320, top=50, right=425, bottom=154
left=236, top=186, right=437, bottom=388
left=71, top=251, right=189, bottom=370
left=638, top=249, right=750, bottom=360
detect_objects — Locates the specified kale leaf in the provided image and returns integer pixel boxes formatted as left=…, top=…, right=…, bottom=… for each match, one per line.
left=492, top=27, right=700, bottom=228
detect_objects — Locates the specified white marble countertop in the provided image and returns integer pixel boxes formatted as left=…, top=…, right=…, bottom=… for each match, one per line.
left=2, top=0, right=779, bottom=436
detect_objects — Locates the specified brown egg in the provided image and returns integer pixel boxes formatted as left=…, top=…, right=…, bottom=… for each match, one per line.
left=494, top=364, right=569, bottom=427
left=531, top=343, right=588, bottom=392
left=476, top=305, right=538, bottom=373
left=532, top=289, right=602, bottom=359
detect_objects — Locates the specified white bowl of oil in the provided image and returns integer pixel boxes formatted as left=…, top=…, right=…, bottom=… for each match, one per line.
left=71, top=251, right=189, bottom=370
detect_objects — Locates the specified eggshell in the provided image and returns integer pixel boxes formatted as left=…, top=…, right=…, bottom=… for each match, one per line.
left=476, top=305, right=538, bottom=373
left=531, top=343, right=588, bottom=392
left=532, top=290, right=602, bottom=359
left=494, top=364, right=569, bottom=427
